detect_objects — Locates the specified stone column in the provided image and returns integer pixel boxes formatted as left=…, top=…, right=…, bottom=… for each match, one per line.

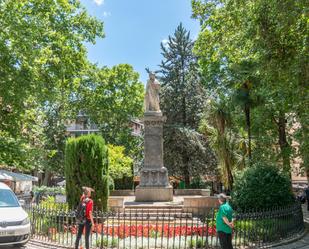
left=135, top=111, right=173, bottom=201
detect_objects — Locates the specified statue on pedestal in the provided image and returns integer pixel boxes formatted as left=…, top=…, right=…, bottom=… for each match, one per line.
left=144, top=72, right=160, bottom=112
left=135, top=69, right=173, bottom=202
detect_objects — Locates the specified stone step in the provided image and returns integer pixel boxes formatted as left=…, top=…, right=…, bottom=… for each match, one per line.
left=104, top=216, right=177, bottom=222
left=123, top=207, right=183, bottom=211
left=117, top=212, right=193, bottom=219
left=124, top=209, right=185, bottom=212
left=117, top=213, right=193, bottom=219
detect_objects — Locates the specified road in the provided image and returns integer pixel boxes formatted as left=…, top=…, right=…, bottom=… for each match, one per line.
left=0, top=241, right=66, bottom=249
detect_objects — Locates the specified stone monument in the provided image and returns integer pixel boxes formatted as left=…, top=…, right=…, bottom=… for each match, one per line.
left=135, top=72, right=173, bottom=201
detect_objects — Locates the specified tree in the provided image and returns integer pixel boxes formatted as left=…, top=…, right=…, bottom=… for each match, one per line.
left=41, top=102, right=71, bottom=185
left=65, top=134, right=109, bottom=210
left=158, top=23, right=212, bottom=185
left=199, top=100, right=235, bottom=191
left=0, top=100, right=47, bottom=172
left=192, top=0, right=308, bottom=176
left=0, top=0, right=104, bottom=172
left=78, top=64, right=144, bottom=156
left=164, top=126, right=217, bottom=185
left=159, top=23, right=204, bottom=129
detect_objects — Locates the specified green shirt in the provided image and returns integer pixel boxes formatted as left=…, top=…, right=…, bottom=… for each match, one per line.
left=216, top=202, right=233, bottom=234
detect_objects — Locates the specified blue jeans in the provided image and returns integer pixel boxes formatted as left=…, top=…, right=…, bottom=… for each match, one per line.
left=75, top=219, right=92, bottom=249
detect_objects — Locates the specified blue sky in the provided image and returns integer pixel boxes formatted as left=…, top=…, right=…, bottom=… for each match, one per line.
left=80, top=0, right=200, bottom=84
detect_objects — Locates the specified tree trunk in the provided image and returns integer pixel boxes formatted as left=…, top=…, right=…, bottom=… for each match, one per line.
left=299, top=117, right=309, bottom=181
left=224, top=155, right=234, bottom=192
left=277, top=112, right=291, bottom=176
left=244, top=104, right=252, bottom=163
left=42, top=170, right=52, bottom=186
left=182, top=96, right=186, bottom=126
left=183, top=156, right=190, bottom=187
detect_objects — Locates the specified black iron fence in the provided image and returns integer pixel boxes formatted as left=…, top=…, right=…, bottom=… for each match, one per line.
left=25, top=202, right=304, bottom=248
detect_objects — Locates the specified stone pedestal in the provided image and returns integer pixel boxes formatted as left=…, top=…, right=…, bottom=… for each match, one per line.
left=135, top=111, right=173, bottom=202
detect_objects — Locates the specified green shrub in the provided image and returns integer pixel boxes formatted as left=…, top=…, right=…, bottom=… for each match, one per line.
left=114, top=176, right=134, bottom=190
left=33, top=186, right=65, bottom=196
left=64, top=134, right=109, bottom=210
left=39, top=196, right=68, bottom=211
left=32, top=186, right=66, bottom=204
left=189, top=175, right=210, bottom=189
left=108, top=144, right=134, bottom=190
left=188, top=239, right=196, bottom=248
left=96, top=238, right=118, bottom=248
left=232, top=162, right=294, bottom=210
left=196, top=238, right=205, bottom=248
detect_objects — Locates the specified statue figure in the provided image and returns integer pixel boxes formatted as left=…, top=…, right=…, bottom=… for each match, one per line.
left=144, top=72, right=160, bottom=112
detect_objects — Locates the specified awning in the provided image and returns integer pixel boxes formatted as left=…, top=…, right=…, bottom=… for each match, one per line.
left=0, top=170, right=38, bottom=182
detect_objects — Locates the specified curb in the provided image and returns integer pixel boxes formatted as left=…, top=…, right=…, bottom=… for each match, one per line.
left=269, top=227, right=308, bottom=248
left=29, top=239, right=72, bottom=249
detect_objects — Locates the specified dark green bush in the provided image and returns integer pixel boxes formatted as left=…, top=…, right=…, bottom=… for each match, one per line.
left=114, top=176, right=134, bottom=190
left=64, top=134, right=109, bottom=210
left=232, top=162, right=294, bottom=210
left=189, top=175, right=210, bottom=189
left=108, top=175, right=115, bottom=191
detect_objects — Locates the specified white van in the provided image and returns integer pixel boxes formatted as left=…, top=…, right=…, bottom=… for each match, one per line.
left=0, top=182, right=31, bottom=247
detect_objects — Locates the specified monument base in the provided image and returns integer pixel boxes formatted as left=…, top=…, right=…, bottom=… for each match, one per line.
left=135, top=185, right=173, bottom=202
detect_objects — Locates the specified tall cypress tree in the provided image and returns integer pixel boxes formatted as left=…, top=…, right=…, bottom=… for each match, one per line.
left=65, top=134, right=109, bottom=210
left=159, top=23, right=216, bottom=185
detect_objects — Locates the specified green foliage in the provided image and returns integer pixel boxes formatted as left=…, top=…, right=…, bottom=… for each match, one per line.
left=64, top=134, right=109, bottom=210
left=79, top=64, right=144, bottom=155
left=232, top=163, right=294, bottom=210
left=39, top=196, right=68, bottom=211
left=158, top=23, right=215, bottom=185
left=108, top=144, right=133, bottom=190
left=164, top=126, right=217, bottom=184
left=192, top=0, right=309, bottom=175
left=108, top=145, right=133, bottom=179
left=108, top=175, right=115, bottom=191
left=0, top=106, right=47, bottom=171
left=196, top=238, right=205, bottom=248
left=33, top=186, right=65, bottom=196
left=96, top=238, right=118, bottom=248
left=0, top=0, right=104, bottom=172
left=114, top=176, right=134, bottom=190
left=188, top=239, right=196, bottom=248
left=189, top=176, right=209, bottom=189
left=42, top=103, right=72, bottom=179
left=159, top=23, right=205, bottom=130
left=199, top=99, right=250, bottom=190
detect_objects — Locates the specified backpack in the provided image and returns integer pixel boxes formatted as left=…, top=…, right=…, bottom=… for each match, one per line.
left=75, top=197, right=89, bottom=224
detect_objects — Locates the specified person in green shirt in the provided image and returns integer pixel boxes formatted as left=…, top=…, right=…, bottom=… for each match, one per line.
left=216, top=193, right=234, bottom=249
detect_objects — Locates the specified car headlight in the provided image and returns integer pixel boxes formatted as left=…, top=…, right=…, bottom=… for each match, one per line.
left=21, top=217, right=30, bottom=225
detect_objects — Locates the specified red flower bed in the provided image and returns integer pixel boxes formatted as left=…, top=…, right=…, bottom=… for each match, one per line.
left=65, top=224, right=216, bottom=238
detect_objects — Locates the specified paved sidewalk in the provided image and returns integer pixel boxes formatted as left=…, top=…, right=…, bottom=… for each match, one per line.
left=274, top=204, right=309, bottom=249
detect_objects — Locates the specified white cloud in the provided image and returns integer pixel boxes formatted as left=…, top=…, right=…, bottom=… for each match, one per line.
left=103, top=11, right=111, bottom=17
left=161, top=39, right=169, bottom=48
left=93, top=0, right=104, bottom=6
